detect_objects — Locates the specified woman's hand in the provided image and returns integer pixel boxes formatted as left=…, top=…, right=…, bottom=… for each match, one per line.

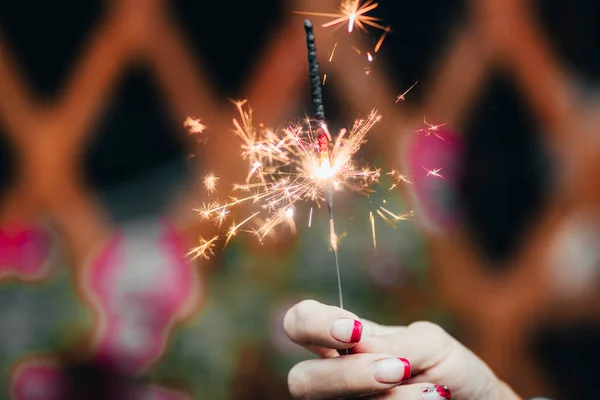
left=283, top=300, right=521, bottom=400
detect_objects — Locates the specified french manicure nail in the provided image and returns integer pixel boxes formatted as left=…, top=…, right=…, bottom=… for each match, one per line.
left=371, top=358, right=411, bottom=384
left=422, top=385, right=452, bottom=399
left=330, top=319, right=362, bottom=343
left=398, top=358, right=411, bottom=381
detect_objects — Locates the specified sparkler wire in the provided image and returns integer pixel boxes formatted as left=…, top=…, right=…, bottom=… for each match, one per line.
left=304, top=20, right=345, bottom=312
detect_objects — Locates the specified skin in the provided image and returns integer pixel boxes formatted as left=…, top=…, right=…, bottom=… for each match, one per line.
left=283, top=300, right=523, bottom=400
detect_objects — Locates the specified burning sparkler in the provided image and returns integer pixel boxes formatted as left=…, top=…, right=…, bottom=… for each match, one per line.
left=305, top=18, right=344, bottom=308
left=191, top=99, right=381, bottom=252
left=185, top=21, right=457, bottom=293
left=182, top=15, right=455, bottom=287
left=187, top=106, right=381, bottom=259
left=186, top=21, right=385, bottom=318
left=188, top=104, right=381, bottom=262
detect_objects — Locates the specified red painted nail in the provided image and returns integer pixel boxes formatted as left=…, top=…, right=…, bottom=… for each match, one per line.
left=436, top=385, right=452, bottom=399
left=350, top=320, right=362, bottom=343
left=422, top=385, right=451, bottom=399
left=399, top=358, right=411, bottom=381
left=331, top=319, right=363, bottom=343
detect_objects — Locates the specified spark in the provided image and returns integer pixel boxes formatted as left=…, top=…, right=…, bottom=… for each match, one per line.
left=370, top=211, right=377, bottom=251
left=286, top=207, right=297, bottom=235
left=323, top=74, right=327, bottom=85
left=215, top=207, right=230, bottom=226
left=285, top=207, right=295, bottom=219
left=366, top=52, right=374, bottom=62
left=368, top=198, right=414, bottom=247
left=329, top=219, right=339, bottom=251
left=329, top=42, right=338, bottom=62
left=396, top=81, right=419, bottom=103
left=375, top=208, right=414, bottom=228
left=225, top=212, right=260, bottom=246
left=296, top=1, right=386, bottom=34
left=187, top=236, right=219, bottom=260
left=184, top=117, right=206, bottom=134
left=416, top=111, right=449, bottom=142
left=308, top=207, right=314, bottom=227
left=380, top=207, right=413, bottom=222
left=424, top=167, right=445, bottom=180
left=203, top=174, right=219, bottom=194
left=374, top=26, right=391, bottom=52
left=296, top=2, right=389, bottom=70
left=188, top=101, right=382, bottom=255
left=387, top=170, right=413, bottom=189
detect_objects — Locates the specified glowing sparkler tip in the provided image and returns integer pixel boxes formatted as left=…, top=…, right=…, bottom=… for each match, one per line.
left=348, top=13, right=356, bottom=33
left=315, top=161, right=334, bottom=180
left=285, top=208, right=295, bottom=219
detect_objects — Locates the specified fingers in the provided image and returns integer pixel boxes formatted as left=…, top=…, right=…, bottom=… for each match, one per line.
left=285, top=302, right=455, bottom=399
left=356, top=322, right=455, bottom=373
left=361, top=319, right=405, bottom=336
left=369, top=384, right=452, bottom=400
left=288, top=353, right=411, bottom=400
left=284, top=301, right=457, bottom=377
left=284, top=300, right=363, bottom=351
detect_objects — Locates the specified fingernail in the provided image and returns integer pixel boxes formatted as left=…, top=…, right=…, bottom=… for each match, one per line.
left=330, top=319, right=362, bottom=343
left=371, top=358, right=411, bottom=384
left=422, top=385, right=452, bottom=399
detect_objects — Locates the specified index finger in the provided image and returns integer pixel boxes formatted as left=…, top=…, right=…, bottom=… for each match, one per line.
left=284, top=300, right=363, bottom=351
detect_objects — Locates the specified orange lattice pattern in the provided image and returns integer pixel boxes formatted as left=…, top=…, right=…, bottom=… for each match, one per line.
left=0, top=1, right=598, bottom=398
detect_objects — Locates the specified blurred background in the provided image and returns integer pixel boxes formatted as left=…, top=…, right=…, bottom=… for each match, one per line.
left=0, top=0, right=599, bottom=399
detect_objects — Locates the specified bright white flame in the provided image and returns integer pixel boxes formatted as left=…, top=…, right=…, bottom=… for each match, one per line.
left=348, top=13, right=356, bottom=32
left=315, top=161, right=335, bottom=180
left=285, top=208, right=295, bottom=219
